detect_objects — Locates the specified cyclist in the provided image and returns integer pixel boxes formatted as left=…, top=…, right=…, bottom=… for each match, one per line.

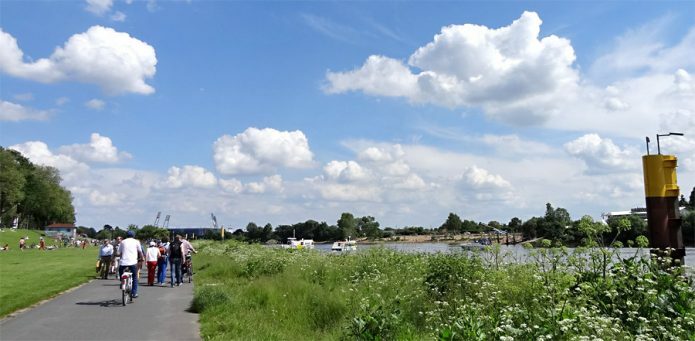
left=118, top=231, right=144, bottom=298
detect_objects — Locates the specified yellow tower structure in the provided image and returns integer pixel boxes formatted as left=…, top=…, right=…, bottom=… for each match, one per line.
left=642, top=154, right=685, bottom=263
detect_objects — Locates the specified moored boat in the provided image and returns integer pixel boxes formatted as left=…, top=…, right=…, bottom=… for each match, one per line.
left=282, top=237, right=315, bottom=250
left=331, top=240, right=357, bottom=252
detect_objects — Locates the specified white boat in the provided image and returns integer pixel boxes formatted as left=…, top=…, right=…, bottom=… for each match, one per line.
left=331, top=240, right=357, bottom=252
left=282, top=237, right=315, bottom=250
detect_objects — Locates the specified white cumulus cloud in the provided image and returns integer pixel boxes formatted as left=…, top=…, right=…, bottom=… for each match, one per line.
left=0, top=26, right=156, bottom=95
left=325, top=11, right=579, bottom=125
left=59, top=133, right=131, bottom=164
left=0, top=100, right=52, bottom=121
left=89, top=189, right=124, bottom=206
left=162, top=165, right=218, bottom=189
left=213, top=127, right=314, bottom=175
left=219, top=178, right=243, bottom=194
left=458, top=165, right=511, bottom=189
left=323, top=160, right=371, bottom=182
left=246, top=175, right=284, bottom=194
left=564, top=134, right=638, bottom=174
left=9, top=141, right=88, bottom=174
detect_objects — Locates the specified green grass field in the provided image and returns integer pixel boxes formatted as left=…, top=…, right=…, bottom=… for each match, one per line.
left=0, top=229, right=96, bottom=317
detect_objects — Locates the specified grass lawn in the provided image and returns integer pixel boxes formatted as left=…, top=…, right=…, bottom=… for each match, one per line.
left=0, top=230, right=96, bottom=317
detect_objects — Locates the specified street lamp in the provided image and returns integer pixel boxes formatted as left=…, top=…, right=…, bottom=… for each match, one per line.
left=656, top=132, right=684, bottom=155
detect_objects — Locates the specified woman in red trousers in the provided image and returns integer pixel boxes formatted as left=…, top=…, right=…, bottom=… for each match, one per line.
left=145, top=241, right=161, bottom=286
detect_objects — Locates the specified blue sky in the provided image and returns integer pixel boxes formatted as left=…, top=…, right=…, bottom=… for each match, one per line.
left=1, top=1, right=694, bottom=229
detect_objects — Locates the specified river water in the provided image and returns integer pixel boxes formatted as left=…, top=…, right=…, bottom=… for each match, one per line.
left=314, top=242, right=695, bottom=266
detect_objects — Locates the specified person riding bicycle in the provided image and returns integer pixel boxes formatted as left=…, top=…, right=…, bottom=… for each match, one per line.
left=118, top=231, right=144, bottom=298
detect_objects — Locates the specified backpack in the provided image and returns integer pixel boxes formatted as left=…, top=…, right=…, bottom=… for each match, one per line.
left=170, top=241, right=182, bottom=258
left=158, top=246, right=166, bottom=259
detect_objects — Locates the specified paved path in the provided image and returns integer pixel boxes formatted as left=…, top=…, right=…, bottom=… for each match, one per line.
left=0, top=273, right=200, bottom=341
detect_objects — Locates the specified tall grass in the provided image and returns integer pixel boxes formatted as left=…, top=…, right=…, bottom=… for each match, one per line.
left=192, top=241, right=694, bottom=340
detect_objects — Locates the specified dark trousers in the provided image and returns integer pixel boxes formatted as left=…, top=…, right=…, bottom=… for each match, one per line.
left=170, top=257, right=182, bottom=286
left=119, top=264, right=139, bottom=296
left=99, top=256, right=112, bottom=279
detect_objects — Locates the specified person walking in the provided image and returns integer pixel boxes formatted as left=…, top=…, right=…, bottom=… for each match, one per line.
left=98, top=240, right=114, bottom=279
left=156, top=239, right=168, bottom=286
left=168, top=235, right=184, bottom=287
left=118, top=231, right=144, bottom=298
left=145, top=241, right=160, bottom=286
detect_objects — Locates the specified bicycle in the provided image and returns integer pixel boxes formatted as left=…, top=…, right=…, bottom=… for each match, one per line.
left=183, top=254, right=193, bottom=283
left=120, top=268, right=134, bottom=306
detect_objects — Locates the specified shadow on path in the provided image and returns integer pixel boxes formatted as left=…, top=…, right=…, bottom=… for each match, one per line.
left=75, top=299, right=123, bottom=308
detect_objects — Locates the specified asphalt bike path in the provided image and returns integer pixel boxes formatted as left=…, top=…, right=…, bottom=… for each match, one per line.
left=0, top=273, right=200, bottom=341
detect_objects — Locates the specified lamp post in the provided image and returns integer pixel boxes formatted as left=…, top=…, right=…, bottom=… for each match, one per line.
left=656, top=132, right=684, bottom=155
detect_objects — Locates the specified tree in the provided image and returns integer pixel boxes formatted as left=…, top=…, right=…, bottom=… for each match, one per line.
left=358, top=216, right=381, bottom=239
left=440, top=213, right=463, bottom=233
left=135, top=225, right=169, bottom=240
left=20, top=165, right=75, bottom=227
left=679, top=195, right=688, bottom=207
left=689, top=187, right=695, bottom=209
left=508, top=217, right=522, bottom=233
left=521, top=217, right=540, bottom=239
left=337, top=212, right=358, bottom=239
left=0, top=148, right=27, bottom=223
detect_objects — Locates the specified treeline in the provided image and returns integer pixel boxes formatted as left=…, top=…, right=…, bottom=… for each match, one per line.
left=0, top=147, right=75, bottom=228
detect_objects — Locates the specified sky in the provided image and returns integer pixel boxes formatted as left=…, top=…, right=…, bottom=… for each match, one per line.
left=1, top=1, right=694, bottom=230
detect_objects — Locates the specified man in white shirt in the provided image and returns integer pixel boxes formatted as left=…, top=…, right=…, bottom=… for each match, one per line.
left=98, top=240, right=114, bottom=279
left=118, top=231, right=144, bottom=298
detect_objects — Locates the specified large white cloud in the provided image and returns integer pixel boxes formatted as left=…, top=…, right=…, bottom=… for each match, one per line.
left=58, top=133, right=131, bottom=164
left=162, top=165, right=218, bottom=189
left=245, top=175, right=284, bottom=194
left=213, top=127, right=314, bottom=175
left=564, top=134, right=639, bottom=174
left=0, top=26, right=156, bottom=95
left=323, top=160, right=371, bottom=182
left=9, top=141, right=89, bottom=175
left=0, top=100, right=52, bottom=121
left=458, top=165, right=511, bottom=189
left=325, top=11, right=578, bottom=124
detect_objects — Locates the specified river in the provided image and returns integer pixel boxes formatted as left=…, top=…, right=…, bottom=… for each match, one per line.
left=314, top=242, right=695, bottom=266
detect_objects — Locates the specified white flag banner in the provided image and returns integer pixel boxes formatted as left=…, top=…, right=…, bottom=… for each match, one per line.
left=11, top=217, right=19, bottom=229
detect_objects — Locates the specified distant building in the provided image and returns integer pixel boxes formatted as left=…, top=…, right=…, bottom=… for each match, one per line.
left=168, top=227, right=220, bottom=239
left=45, top=223, right=77, bottom=239
left=601, top=206, right=689, bottom=223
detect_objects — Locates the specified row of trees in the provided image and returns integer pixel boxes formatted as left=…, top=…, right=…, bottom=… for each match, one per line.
left=0, top=147, right=75, bottom=228
left=212, top=213, right=382, bottom=243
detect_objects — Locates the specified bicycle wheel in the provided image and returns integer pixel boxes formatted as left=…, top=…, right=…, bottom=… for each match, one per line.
left=188, top=266, right=192, bottom=283
left=122, top=288, right=127, bottom=306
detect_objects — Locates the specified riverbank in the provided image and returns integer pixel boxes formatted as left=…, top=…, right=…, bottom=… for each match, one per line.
left=193, top=240, right=694, bottom=340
